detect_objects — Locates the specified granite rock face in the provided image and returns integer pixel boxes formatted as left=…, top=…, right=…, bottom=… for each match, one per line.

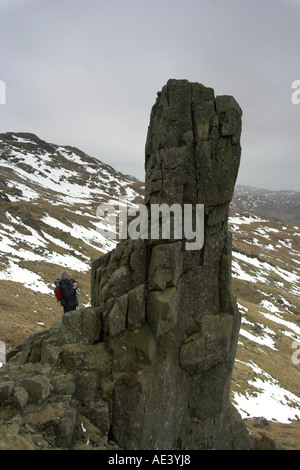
left=0, top=79, right=249, bottom=450
left=91, top=79, right=249, bottom=449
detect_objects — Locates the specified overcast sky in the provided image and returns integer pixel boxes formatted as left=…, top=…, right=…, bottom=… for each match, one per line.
left=0, top=0, right=299, bottom=191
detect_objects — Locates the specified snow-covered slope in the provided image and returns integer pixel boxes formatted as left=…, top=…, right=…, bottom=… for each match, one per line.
left=0, top=133, right=140, bottom=205
left=229, top=212, right=300, bottom=423
left=0, top=132, right=299, bottom=426
left=0, top=132, right=143, bottom=294
left=0, top=132, right=143, bottom=346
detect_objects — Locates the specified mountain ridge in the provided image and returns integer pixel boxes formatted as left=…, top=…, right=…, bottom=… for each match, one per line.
left=231, top=184, right=300, bottom=225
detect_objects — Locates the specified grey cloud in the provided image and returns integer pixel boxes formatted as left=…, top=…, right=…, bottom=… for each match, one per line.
left=0, top=0, right=299, bottom=190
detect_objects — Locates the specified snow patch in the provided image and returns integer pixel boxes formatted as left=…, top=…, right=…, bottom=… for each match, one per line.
left=0, top=258, right=52, bottom=294
left=233, top=361, right=300, bottom=422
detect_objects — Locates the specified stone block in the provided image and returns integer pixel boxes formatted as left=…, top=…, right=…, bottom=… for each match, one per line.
left=109, top=265, right=132, bottom=298
left=128, top=284, right=145, bottom=326
left=215, top=95, right=242, bottom=137
left=130, top=239, right=147, bottom=285
left=131, top=325, right=156, bottom=364
left=147, top=287, right=178, bottom=337
left=59, top=307, right=102, bottom=345
left=201, top=314, right=234, bottom=370
left=21, top=375, right=51, bottom=404
left=148, top=242, right=182, bottom=290
left=13, top=386, right=29, bottom=409
left=108, top=294, right=128, bottom=337
left=179, top=337, right=205, bottom=371
left=0, top=381, right=14, bottom=402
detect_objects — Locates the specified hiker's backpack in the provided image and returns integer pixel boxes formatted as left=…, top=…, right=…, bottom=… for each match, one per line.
left=54, top=279, right=63, bottom=303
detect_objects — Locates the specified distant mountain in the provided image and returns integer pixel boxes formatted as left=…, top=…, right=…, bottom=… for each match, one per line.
left=0, top=132, right=300, bottom=441
left=0, top=132, right=143, bottom=345
left=231, top=184, right=300, bottom=225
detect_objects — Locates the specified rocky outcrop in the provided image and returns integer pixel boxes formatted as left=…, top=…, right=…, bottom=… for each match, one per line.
left=0, top=79, right=249, bottom=450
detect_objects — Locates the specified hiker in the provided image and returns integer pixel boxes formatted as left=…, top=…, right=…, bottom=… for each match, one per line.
left=59, top=270, right=78, bottom=313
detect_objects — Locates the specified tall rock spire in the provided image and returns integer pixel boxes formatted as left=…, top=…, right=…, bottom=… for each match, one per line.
left=91, top=79, right=249, bottom=449
left=0, top=79, right=249, bottom=450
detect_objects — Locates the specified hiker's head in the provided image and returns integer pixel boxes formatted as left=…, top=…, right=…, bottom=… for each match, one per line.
left=61, top=270, right=72, bottom=280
